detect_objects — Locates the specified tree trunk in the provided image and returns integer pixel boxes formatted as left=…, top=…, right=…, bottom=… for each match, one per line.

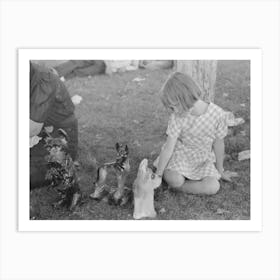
left=175, top=60, right=218, bottom=102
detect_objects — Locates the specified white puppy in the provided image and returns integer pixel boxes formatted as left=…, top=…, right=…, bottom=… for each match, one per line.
left=133, top=159, right=161, bottom=219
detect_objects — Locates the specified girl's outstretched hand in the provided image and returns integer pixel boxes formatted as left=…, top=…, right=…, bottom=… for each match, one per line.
left=220, top=170, right=239, bottom=182
left=151, top=173, right=162, bottom=188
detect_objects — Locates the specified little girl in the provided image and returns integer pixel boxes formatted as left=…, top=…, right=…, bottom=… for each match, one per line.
left=154, top=72, right=232, bottom=195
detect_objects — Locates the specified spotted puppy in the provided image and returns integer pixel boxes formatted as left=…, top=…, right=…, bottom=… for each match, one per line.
left=44, top=128, right=81, bottom=210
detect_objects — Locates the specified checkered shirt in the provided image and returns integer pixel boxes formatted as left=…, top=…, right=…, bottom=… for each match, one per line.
left=166, top=102, right=228, bottom=180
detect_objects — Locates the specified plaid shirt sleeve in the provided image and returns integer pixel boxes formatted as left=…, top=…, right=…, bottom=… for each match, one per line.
left=166, top=114, right=182, bottom=139
left=215, top=113, right=228, bottom=139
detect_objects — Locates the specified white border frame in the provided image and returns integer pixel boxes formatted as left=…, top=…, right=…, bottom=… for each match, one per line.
left=18, top=48, right=262, bottom=232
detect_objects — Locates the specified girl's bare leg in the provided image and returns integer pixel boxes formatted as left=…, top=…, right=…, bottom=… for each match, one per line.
left=164, top=169, right=220, bottom=195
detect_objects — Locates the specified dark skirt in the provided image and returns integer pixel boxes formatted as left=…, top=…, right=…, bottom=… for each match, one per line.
left=30, top=118, right=78, bottom=189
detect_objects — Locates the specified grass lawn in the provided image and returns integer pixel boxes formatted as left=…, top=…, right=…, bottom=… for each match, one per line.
left=30, top=60, right=250, bottom=220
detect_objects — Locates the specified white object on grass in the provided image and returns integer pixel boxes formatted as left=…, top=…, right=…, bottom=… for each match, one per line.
left=133, top=159, right=161, bottom=220
left=216, top=208, right=230, bottom=215
left=222, top=170, right=239, bottom=180
left=71, top=95, right=83, bottom=105
left=132, top=77, right=145, bottom=82
left=238, top=150, right=250, bottom=161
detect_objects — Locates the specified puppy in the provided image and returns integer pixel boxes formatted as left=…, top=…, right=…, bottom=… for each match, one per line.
left=133, top=159, right=161, bottom=219
left=44, top=128, right=81, bottom=210
left=90, top=143, right=131, bottom=206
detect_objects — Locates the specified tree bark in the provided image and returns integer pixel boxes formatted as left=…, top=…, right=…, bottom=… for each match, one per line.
left=175, top=60, right=218, bottom=102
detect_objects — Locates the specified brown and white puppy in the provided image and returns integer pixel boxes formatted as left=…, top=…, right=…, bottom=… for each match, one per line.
left=90, top=143, right=130, bottom=206
left=133, top=159, right=161, bottom=219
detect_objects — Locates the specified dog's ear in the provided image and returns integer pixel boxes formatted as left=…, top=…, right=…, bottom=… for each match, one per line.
left=115, top=142, right=120, bottom=151
left=125, top=145, right=128, bottom=153
left=58, top=128, right=69, bottom=142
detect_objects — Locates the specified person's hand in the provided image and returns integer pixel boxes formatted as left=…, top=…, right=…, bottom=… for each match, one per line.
left=153, top=156, right=159, bottom=169
left=30, top=135, right=42, bottom=148
left=220, top=170, right=239, bottom=182
left=151, top=172, right=162, bottom=188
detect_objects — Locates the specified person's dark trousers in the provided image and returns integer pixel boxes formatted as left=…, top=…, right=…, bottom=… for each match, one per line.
left=54, top=60, right=105, bottom=80
left=72, top=61, right=106, bottom=77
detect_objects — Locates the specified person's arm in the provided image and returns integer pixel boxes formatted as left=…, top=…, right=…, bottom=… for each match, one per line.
left=213, top=137, right=240, bottom=182
left=213, top=137, right=225, bottom=175
left=155, top=135, right=178, bottom=177
left=30, top=119, right=43, bottom=137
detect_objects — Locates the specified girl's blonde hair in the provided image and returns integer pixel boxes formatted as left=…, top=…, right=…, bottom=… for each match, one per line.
left=160, top=72, right=201, bottom=111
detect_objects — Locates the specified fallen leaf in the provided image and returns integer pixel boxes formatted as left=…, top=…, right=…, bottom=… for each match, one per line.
left=95, top=134, right=103, bottom=140
left=234, top=118, right=245, bottom=126
left=216, top=208, right=230, bottom=215
left=238, top=150, right=250, bottom=161
left=71, top=94, right=83, bottom=105
left=224, top=170, right=239, bottom=178
left=132, top=77, right=145, bottom=82
left=225, top=112, right=245, bottom=126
